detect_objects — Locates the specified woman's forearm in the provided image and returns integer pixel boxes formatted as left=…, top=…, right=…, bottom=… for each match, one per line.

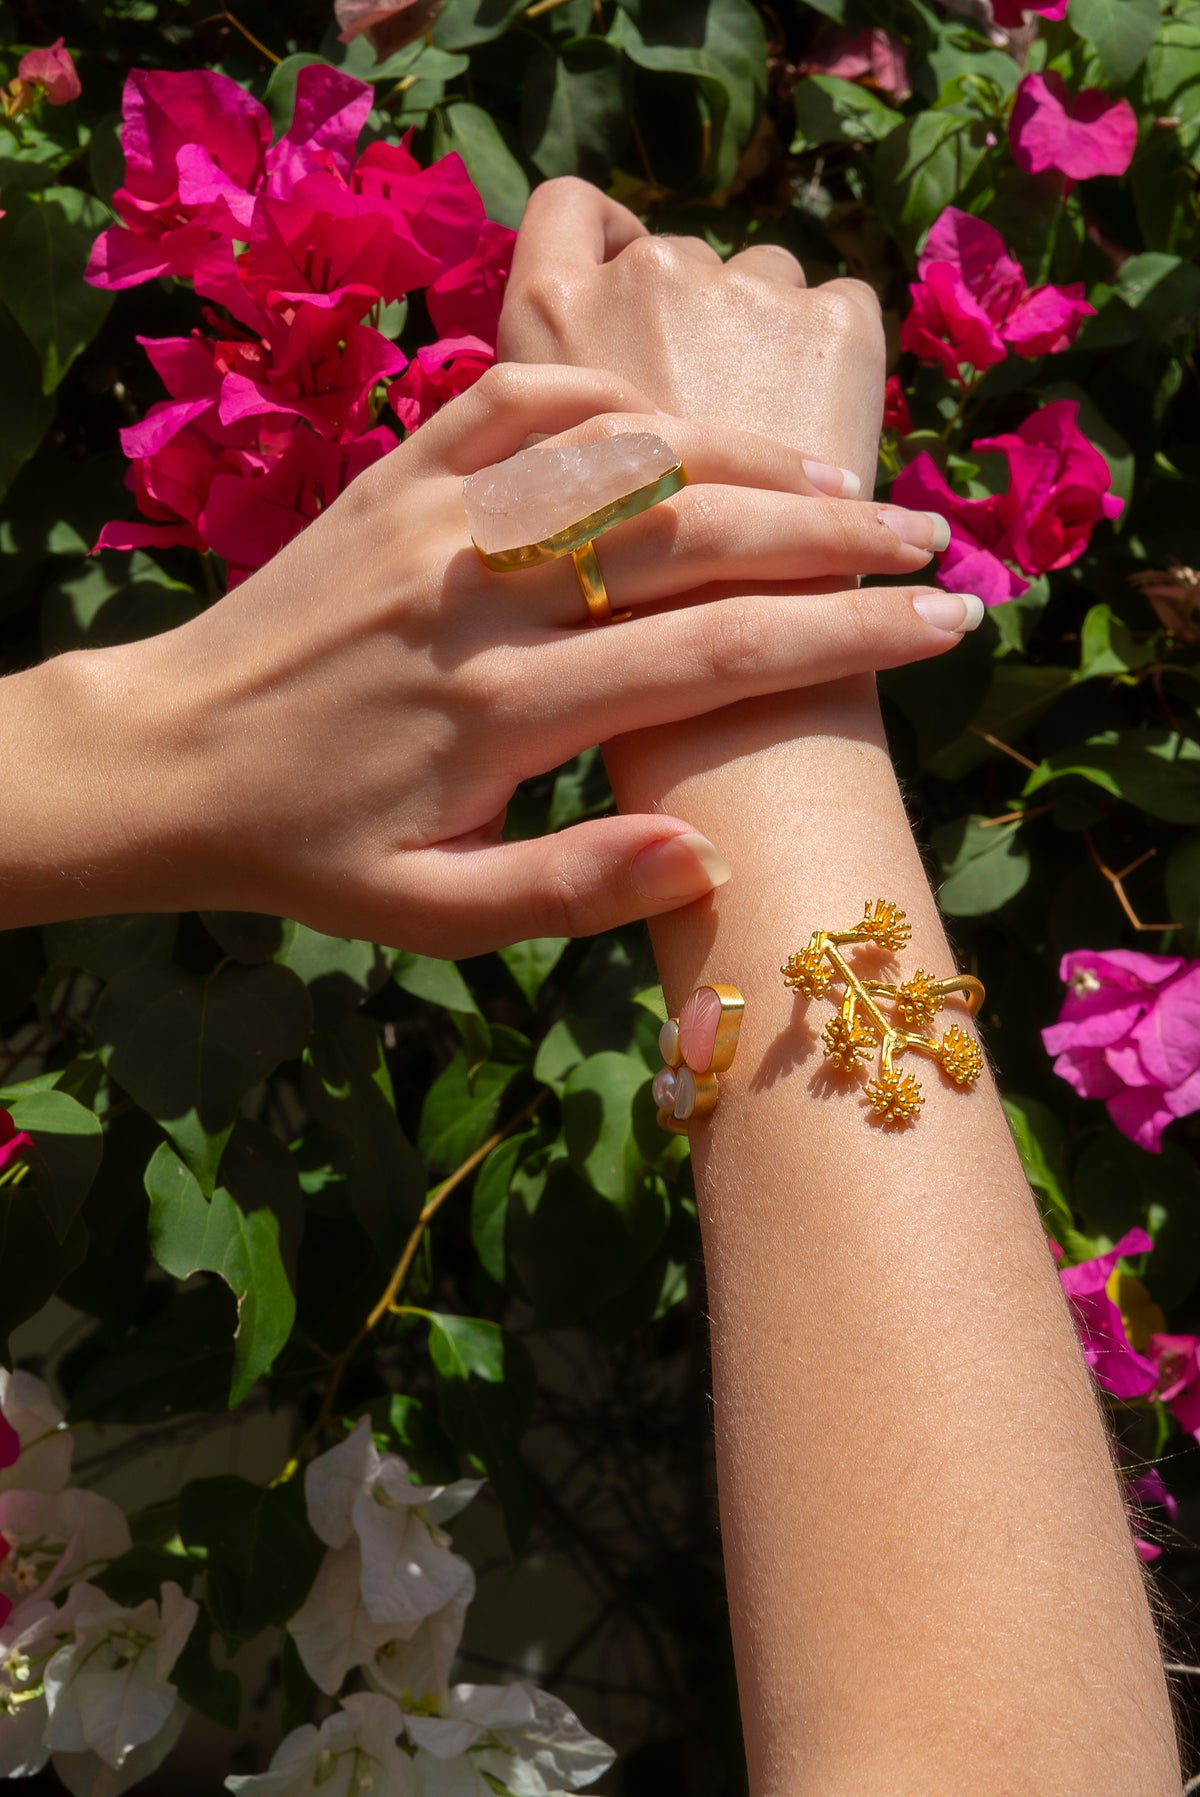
left=606, top=692, right=1178, bottom=1793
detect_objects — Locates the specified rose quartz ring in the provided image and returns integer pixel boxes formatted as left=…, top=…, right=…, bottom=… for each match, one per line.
left=463, top=431, right=686, bottom=625
left=653, top=984, right=744, bottom=1134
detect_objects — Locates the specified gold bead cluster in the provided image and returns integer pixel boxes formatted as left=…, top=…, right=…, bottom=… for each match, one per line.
left=782, top=900, right=986, bottom=1125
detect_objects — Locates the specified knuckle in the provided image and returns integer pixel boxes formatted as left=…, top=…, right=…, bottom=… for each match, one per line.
left=840, top=584, right=886, bottom=656
left=539, top=848, right=604, bottom=939
left=622, top=235, right=685, bottom=280
left=700, top=602, right=768, bottom=683
left=474, top=359, right=525, bottom=410
left=676, top=485, right=725, bottom=561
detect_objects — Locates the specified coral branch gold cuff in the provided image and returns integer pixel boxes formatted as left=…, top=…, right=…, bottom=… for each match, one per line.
left=464, top=432, right=687, bottom=627
left=655, top=984, right=744, bottom=1133
left=782, top=900, right=985, bottom=1124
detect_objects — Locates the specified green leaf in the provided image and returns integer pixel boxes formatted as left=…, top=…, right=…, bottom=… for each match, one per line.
left=433, top=0, right=527, bottom=47
left=497, top=938, right=568, bottom=1007
left=561, top=1050, right=652, bottom=1206
left=548, top=747, right=612, bottom=830
left=1139, top=13, right=1200, bottom=157
left=1074, top=604, right=1154, bottom=682
left=873, top=111, right=988, bottom=260
left=145, top=1142, right=297, bottom=1407
left=470, top=1129, right=533, bottom=1282
left=1002, top=1094, right=1074, bottom=1237
left=419, top=1052, right=519, bottom=1174
left=1023, top=730, right=1200, bottom=824
left=201, top=912, right=292, bottom=964
left=0, top=1084, right=101, bottom=1243
left=0, top=187, right=113, bottom=393
left=792, top=73, right=902, bottom=148
left=178, top=1475, right=324, bottom=1648
left=427, top=1313, right=536, bottom=1551
left=431, top=102, right=530, bottom=229
left=1069, top=0, right=1160, bottom=84
left=303, top=1018, right=424, bottom=1264
left=393, top=951, right=479, bottom=1015
left=92, top=960, right=312, bottom=1195
left=611, top=0, right=768, bottom=189
left=385, top=1392, right=460, bottom=1485
left=933, top=816, right=1031, bottom=917
left=509, top=1153, right=669, bottom=1324
left=0, top=297, right=53, bottom=500
left=43, top=912, right=177, bottom=980
left=65, top=1286, right=236, bottom=1423
left=522, top=37, right=632, bottom=181
left=279, top=926, right=394, bottom=1028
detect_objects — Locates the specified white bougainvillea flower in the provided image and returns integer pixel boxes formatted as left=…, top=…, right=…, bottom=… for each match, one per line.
left=0, top=1596, right=69, bottom=1780
left=0, top=1368, right=73, bottom=1495
left=404, top=1684, right=615, bottom=1794
left=288, top=1534, right=473, bottom=1697
left=41, top=1579, right=197, bottom=1770
left=305, top=1420, right=479, bottom=1629
left=51, top=1704, right=186, bottom=1797
left=365, top=1580, right=472, bottom=1709
left=0, top=1489, right=130, bottom=1608
left=225, top=1691, right=415, bottom=1796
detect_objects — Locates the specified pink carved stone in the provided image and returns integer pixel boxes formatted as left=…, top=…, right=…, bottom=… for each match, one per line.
left=463, top=432, right=679, bottom=556
left=678, top=986, right=723, bottom=1073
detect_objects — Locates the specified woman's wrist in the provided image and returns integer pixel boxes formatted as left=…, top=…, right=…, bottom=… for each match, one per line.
left=0, top=639, right=226, bottom=927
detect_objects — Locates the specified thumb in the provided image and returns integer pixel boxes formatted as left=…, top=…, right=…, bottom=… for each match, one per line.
left=402, top=818, right=732, bottom=957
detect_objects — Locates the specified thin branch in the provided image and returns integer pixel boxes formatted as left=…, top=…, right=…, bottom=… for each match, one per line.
left=281, top=1091, right=547, bottom=1474
left=977, top=803, right=1053, bottom=829
left=215, top=8, right=281, bottom=63
left=1083, top=832, right=1178, bottom=934
left=967, top=724, right=1039, bottom=773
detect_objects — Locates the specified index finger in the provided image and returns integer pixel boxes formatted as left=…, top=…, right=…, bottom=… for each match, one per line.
left=510, top=177, right=649, bottom=286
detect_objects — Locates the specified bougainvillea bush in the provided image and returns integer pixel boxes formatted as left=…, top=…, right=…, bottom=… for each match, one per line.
left=2, top=0, right=1200, bottom=1790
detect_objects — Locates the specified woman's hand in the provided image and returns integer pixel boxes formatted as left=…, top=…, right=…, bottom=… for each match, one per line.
left=498, top=179, right=887, bottom=484
left=28, top=363, right=971, bottom=957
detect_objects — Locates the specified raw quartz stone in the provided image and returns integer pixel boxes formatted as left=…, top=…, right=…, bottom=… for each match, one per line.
left=463, top=431, right=679, bottom=555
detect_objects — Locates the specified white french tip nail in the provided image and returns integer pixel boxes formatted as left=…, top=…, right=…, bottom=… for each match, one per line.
left=926, top=511, right=951, bottom=552
left=912, top=592, right=986, bottom=633
left=840, top=468, right=861, bottom=499
left=677, top=832, right=733, bottom=887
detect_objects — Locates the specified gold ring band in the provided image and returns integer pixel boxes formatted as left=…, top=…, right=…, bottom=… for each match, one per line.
left=572, top=540, right=631, bottom=626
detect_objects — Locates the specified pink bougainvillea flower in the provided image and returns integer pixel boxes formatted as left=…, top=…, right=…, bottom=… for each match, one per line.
left=796, top=27, right=911, bottom=103
left=428, top=220, right=516, bottom=344
left=219, top=317, right=407, bottom=439
left=0, top=1110, right=31, bottom=1176
left=264, top=64, right=374, bottom=200
left=899, top=208, right=1092, bottom=379
left=349, top=140, right=487, bottom=277
left=203, top=425, right=396, bottom=580
left=1127, top=1463, right=1176, bottom=1562
left=882, top=375, right=912, bottom=437
left=1043, top=948, right=1200, bottom=1153
left=335, top=0, right=446, bottom=59
left=1010, top=72, right=1137, bottom=181
left=973, top=400, right=1122, bottom=573
left=1148, top=1334, right=1200, bottom=1435
left=389, top=334, right=496, bottom=431
left=890, top=455, right=1022, bottom=606
left=1058, top=1227, right=1159, bottom=1398
left=990, top=0, right=1068, bottom=24
left=14, top=37, right=81, bottom=105
left=0, top=1420, right=17, bottom=1473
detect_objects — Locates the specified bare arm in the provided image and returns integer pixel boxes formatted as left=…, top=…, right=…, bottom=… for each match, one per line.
left=500, top=181, right=1180, bottom=1795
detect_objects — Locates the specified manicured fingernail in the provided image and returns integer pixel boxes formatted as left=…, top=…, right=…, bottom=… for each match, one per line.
left=631, top=833, right=732, bottom=902
left=802, top=458, right=861, bottom=498
left=877, top=506, right=951, bottom=552
left=912, top=592, right=986, bottom=633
